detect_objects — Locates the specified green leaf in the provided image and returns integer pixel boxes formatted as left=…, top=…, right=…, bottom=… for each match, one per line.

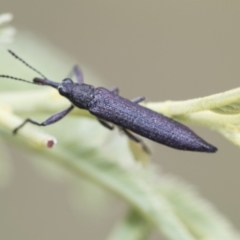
left=144, top=87, right=240, bottom=116
left=144, top=86, right=240, bottom=148
left=107, top=210, right=152, bottom=240
left=0, top=13, right=15, bottom=45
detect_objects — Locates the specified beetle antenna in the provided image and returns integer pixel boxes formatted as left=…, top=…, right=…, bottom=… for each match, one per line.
left=8, top=50, right=47, bottom=79
left=0, top=75, right=35, bottom=85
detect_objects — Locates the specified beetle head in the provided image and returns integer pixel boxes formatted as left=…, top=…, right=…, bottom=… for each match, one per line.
left=58, top=78, right=74, bottom=98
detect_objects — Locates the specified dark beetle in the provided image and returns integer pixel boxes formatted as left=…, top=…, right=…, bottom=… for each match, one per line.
left=0, top=50, right=217, bottom=153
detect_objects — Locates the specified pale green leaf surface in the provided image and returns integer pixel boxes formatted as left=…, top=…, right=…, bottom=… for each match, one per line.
left=0, top=13, right=15, bottom=45
left=144, top=87, right=240, bottom=116
left=0, top=13, right=15, bottom=188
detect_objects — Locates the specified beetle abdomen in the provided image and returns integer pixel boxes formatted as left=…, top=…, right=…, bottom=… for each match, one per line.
left=89, top=88, right=217, bottom=153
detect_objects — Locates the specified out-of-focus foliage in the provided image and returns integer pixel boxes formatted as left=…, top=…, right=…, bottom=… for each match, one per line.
left=0, top=13, right=15, bottom=188
left=0, top=13, right=15, bottom=45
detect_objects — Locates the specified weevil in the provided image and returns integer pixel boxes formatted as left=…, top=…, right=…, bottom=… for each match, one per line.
left=0, top=50, right=217, bottom=153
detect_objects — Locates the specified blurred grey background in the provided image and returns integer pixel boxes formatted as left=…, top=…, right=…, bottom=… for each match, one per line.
left=0, top=1, right=240, bottom=239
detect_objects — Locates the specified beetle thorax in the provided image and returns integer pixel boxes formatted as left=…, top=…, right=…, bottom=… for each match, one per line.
left=70, top=84, right=95, bottom=109
left=58, top=78, right=95, bottom=109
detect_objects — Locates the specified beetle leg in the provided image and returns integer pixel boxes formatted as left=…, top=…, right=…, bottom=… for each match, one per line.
left=67, top=65, right=84, bottom=84
left=98, top=119, right=114, bottom=130
left=13, top=105, right=74, bottom=134
left=131, top=96, right=145, bottom=104
left=108, top=87, right=119, bottom=95
left=121, top=128, right=150, bottom=154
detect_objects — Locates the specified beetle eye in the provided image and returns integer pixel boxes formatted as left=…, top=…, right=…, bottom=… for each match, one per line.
left=62, top=78, right=73, bottom=84
left=58, top=86, right=67, bottom=95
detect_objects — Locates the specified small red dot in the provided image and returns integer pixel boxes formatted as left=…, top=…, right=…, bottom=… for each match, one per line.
left=47, top=140, right=54, bottom=148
